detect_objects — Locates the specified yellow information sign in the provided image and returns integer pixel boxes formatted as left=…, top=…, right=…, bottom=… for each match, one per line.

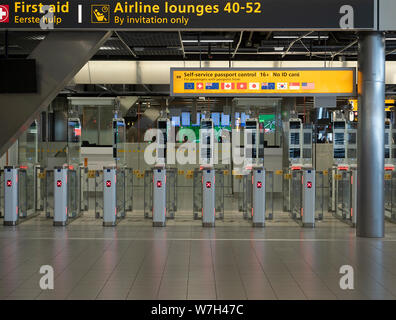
left=349, top=99, right=395, bottom=112
left=171, top=68, right=356, bottom=97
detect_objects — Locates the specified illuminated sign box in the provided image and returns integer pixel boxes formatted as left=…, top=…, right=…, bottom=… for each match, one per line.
left=349, top=99, right=395, bottom=111
left=171, top=68, right=356, bottom=97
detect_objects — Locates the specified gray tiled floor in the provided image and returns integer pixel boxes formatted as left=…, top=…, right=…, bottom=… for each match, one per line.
left=1, top=212, right=396, bottom=300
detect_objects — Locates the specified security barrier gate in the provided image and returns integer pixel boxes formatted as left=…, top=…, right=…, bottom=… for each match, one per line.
left=192, top=168, right=224, bottom=221
left=238, top=171, right=274, bottom=221
left=45, top=170, right=54, bottom=218
left=144, top=168, right=177, bottom=220
left=35, top=166, right=45, bottom=213
left=284, top=169, right=325, bottom=223
left=80, top=167, right=89, bottom=212
left=95, top=167, right=131, bottom=224
left=0, top=169, right=3, bottom=218
left=45, top=166, right=89, bottom=223
left=333, top=169, right=357, bottom=226
left=385, top=170, right=396, bottom=223
left=125, top=168, right=134, bottom=212
left=288, top=169, right=319, bottom=227
left=3, top=166, right=42, bottom=225
left=315, top=171, right=325, bottom=221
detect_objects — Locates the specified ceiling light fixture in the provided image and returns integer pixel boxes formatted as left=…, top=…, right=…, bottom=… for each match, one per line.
left=99, top=46, right=118, bottom=50
left=273, top=35, right=329, bottom=40
left=182, top=39, right=234, bottom=43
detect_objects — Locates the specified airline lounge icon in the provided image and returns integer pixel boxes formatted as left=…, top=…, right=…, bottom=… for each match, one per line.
left=91, top=5, right=110, bottom=23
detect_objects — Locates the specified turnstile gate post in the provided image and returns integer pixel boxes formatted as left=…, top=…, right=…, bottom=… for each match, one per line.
left=252, top=168, right=266, bottom=227
left=103, top=167, right=117, bottom=226
left=351, top=169, right=357, bottom=226
left=153, top=168, right=166, bottom=227
left=54, top=167, right=68, bottom=226
left=202, top=169, right=215, bottom=227
left=302, top=169, right=316, bottom=228
left=4, top=166, right=19, bottom=226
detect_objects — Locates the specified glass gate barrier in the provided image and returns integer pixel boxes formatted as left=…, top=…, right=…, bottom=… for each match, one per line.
left=266, top=171, right=274, bottom=220
left=283, top=171, right=291, bottom=212
left=95, top=170, right=103, bottom=219
left=35, top=166, right=45, bottom=213
left=166, top=168, right=177, bottom=219
left=328, top=167, right=335, bottom=212
left=334, top=170, right=352, bottom=222
left=316, top=171, right=325, bottom=221
left=116, top=168, right=126, bottom=219
left=290, top=170, right=303, bottom=221
left=18, top=167, right=38, bottom=219
left=125, top=168, right=133, bottom=212
left=144, top=169, right=153, bottom=219
left=80, top=167, right=89, bottom=212
left=67, top=168, right=81, bottom=219
left=237, top=174, right=247, bottom=216
left=0, top=169, right=4, bottom=218
left=45, top=170, right=54, bottom=218
left=385, top=170, right=396, bottom=222
left=193, top=169, right=202, bottom=220
left=215, top=170, right=224, bottom=220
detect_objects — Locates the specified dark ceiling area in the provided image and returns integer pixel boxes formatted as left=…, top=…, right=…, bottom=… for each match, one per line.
left=1, top=30, right=396, bottom=61
left=2, top=30, right=396, bottom=98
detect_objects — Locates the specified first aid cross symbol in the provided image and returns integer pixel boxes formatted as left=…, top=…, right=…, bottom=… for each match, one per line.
left=0, top=6, right=9, bottom=23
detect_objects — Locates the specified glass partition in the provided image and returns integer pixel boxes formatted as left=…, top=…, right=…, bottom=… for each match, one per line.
left=18, top=121, right=38, bottom=219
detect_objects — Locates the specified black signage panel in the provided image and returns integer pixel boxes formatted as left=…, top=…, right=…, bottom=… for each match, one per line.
left=0, top=59, right=37, bottom=93
left=0, top=0, right=375, bottom=30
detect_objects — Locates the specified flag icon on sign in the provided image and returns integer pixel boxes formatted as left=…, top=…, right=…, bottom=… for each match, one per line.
left=262, top=82, right=275, bottom=90
left=289, top=82, right=300, bottom=90
left=249, top=83, right=260, bottom=90
left=196, top=82, right=204, bottom=90
left=302, top=82, right=315, bottom=89
left=184, top=83, right=195, bottom=90
left=221, top=83, right=235, bottom=90
left=205, top=83, right=219, bottom=90
left=237, top=83, right=247, bottom=90
left=277, top=83, right=288, bottom=90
